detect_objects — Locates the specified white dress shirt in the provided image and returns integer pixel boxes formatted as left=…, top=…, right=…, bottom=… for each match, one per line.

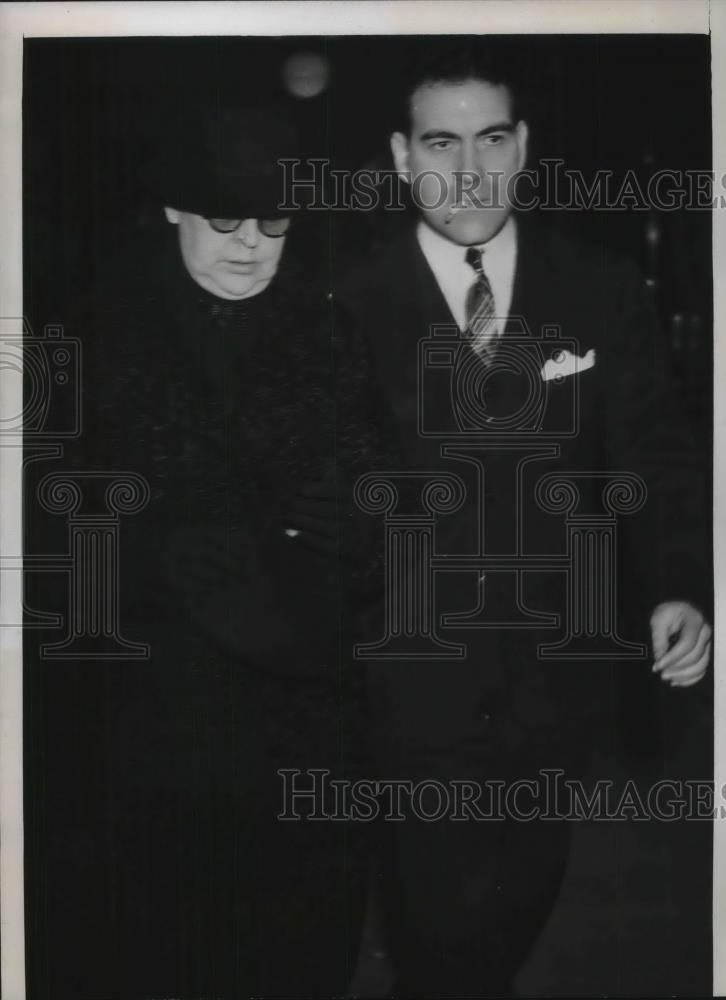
left=416, top=215, right=518, bottom=335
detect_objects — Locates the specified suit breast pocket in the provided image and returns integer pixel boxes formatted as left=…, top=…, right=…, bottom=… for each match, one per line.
left=538, top=364, right=598, bottom=439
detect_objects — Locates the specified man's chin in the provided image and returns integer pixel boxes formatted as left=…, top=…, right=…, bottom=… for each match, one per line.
left=426, top=209, right=510, bottom=247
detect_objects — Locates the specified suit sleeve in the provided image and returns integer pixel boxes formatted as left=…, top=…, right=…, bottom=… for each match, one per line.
left=329, top=300, right=401, bottom=593
left=601, top=259, right=712, bottom=635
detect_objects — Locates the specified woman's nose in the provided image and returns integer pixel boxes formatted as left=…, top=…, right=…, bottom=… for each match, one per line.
left=235, top=219, right=260, bottom=247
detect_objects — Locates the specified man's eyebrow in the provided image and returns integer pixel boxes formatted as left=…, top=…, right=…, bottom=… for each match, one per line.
left=418, top=122, right=515, bottom=141
left=419, top=129, right=460, bottom=141
left=477, top=122, right=515, bottom=137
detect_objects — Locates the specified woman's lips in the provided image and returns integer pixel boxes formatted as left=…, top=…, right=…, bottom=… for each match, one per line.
left=224, top=260, right=254, bottom=272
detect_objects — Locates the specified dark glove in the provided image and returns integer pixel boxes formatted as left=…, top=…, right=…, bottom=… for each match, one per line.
left=282, top=478, right=379, bottom=568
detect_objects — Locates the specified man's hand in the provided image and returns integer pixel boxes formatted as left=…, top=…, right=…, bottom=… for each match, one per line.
left=650, top=601, right=711, bottom=687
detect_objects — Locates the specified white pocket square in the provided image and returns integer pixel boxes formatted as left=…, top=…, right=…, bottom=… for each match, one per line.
left=540, top=348, right=596, bottom=382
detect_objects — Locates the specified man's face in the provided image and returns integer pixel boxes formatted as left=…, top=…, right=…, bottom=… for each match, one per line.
left=391, top=78, right=528, bottom=246
left=164, top=209, right=287, bottom=300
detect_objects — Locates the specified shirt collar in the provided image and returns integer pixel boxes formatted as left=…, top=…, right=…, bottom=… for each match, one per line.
left=417, top=213, right=517, bottom=271
left=416, top=214, right=518, bottom=331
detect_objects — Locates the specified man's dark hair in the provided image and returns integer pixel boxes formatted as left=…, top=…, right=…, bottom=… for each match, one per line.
left=390, top=38, right=529, bottom=136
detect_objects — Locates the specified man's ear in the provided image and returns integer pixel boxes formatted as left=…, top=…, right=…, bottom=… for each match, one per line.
left=390, top=132, right=411, bottom=184
left=164, top=206, right=180, bottom=225
left=514, top=121, right=529, bottom=172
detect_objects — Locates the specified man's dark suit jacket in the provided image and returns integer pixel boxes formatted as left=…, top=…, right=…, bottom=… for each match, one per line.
left=339, top=214, right=710, bottom=776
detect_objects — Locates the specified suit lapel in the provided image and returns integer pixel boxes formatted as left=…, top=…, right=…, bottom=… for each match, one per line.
left=376, top=226, right=458, bottom=333
left=355, top=229, right=457, bottom=461
left=506, top=215, right=557, bottom=340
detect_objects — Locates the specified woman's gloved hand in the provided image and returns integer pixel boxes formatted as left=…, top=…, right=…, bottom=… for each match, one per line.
left=282, top=478, right=379, bottom=568
left=161, top=515, right=346, bottom=676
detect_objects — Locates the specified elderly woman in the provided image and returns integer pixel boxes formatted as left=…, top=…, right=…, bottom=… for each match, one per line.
left=63, top=103, right=393, bottom=998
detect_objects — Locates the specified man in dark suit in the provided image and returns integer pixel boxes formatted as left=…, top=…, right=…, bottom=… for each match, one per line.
left=339, top=45, right=711, bottom=997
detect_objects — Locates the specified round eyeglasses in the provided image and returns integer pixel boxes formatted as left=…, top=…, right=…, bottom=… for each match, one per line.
left=205, top=217, right=291, bottom=238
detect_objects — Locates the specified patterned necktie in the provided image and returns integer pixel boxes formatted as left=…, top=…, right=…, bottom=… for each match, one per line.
left=464, top=246, right=498, bottom=363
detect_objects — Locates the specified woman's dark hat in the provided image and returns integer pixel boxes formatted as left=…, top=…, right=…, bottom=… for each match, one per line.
left=145, top=102, right=300, bottom=219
